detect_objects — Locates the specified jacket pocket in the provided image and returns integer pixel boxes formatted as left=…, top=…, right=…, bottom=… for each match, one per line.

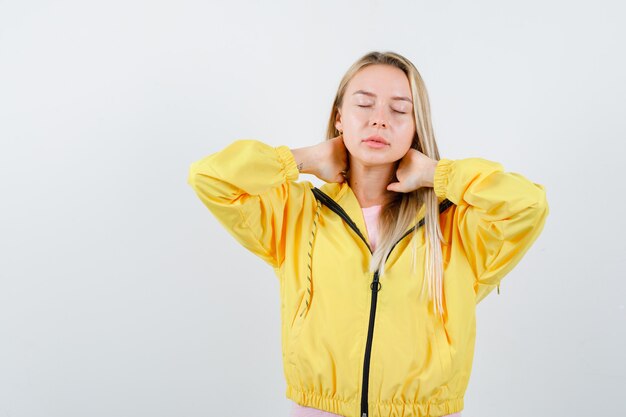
left=287, top=293, right=311, bottom=367
left=430, top=317, right=452, bottom=375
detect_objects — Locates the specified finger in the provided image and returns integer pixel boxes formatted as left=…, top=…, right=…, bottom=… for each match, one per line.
left=386, top=182, right=400, bottom=192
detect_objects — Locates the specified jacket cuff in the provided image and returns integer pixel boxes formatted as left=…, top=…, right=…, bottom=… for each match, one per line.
left=275, top=145, right=300, bottom=182
left=434, top=158, right=454, bottom=199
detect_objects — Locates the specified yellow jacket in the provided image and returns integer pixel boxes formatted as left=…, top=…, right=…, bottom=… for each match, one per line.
left=187, top=139, right=549, bottom=417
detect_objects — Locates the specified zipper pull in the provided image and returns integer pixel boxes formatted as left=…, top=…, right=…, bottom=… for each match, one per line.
left=362, top=413, right=367, bottom=417
left=370, top=271, right=381, bottom=292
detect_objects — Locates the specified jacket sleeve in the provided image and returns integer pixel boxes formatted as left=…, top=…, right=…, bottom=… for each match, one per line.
left=433, top=157, right=549, bottom=304
left=187, top=139, right=302, bottom=269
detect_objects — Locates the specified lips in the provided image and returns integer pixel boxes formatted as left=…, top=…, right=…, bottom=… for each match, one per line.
left=362, top=135, right=389, bottom=145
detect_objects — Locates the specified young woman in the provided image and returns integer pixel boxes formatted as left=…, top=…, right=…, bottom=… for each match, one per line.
left=187, top=51, right=549, bottom=417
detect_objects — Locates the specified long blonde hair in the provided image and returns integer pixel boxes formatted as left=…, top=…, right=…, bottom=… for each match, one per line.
left=325, top=51, right=449, bottom=318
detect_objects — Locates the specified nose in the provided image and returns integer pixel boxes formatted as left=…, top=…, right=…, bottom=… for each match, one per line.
left=370, top=107, right=387, bottom=128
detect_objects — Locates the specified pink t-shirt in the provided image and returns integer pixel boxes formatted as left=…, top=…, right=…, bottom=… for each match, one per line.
left=290, top=204, right=461, bottom=417
left=361, top=204, right=383, bottom=251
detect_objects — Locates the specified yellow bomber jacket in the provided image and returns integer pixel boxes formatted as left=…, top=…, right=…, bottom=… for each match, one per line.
left=187, top=139, right=549, bottom=417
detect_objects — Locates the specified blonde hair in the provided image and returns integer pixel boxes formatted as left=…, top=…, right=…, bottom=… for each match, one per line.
left=325, top=51, right=449, bottom=319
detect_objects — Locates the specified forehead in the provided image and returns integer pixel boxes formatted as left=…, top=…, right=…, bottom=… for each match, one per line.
left=346, top=64, right=412, bottom=99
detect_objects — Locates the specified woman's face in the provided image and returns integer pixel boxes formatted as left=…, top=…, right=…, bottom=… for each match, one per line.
left=336, top=64, right=416, bottom=168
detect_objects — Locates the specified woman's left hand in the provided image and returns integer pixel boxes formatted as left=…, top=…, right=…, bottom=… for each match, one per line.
left=386, top=148, right=438, bottom=193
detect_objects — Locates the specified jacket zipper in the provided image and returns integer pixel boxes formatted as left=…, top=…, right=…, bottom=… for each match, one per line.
left=360, top=269, right=379, bottom=417
left=310, top=188, right=453, bottom=417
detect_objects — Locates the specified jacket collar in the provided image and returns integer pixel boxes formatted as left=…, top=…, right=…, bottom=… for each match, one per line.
left=317, top=181, right=444, bottom=242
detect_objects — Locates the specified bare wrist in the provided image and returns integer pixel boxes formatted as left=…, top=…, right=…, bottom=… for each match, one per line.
left=423, top=159, right=438, bottom=188
left=290, top=145, right=320, bottom=175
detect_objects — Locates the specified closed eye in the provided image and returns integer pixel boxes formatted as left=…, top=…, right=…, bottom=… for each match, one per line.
left=357, top=104, right=407, bottom=114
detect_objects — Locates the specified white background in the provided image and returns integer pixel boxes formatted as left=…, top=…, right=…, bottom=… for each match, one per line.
left=1, top=1, right=625, bottom=416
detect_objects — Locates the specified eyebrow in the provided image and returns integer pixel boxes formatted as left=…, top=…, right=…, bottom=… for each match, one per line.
left=352, top=90, right=413, bottom=104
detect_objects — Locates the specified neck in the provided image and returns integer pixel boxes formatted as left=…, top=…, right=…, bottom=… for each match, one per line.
left=347, top=158, right=397, bottom=208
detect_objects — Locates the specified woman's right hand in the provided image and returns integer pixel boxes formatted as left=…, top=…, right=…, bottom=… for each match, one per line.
left=315, top=134, right=349, bottom=183
left=291, top=134, right=349, bottom=183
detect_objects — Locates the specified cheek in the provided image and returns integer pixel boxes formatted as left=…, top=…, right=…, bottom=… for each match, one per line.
left=399, top=118, right=416, bottom=133
left=392, top=135, right=415, bottom=159
left=397, top=115, right=415, bottom=132
left=341, top=136, right=359, bottom=156
left=390, top=146, right=410, bottom=161
left=342, top=112, right=363, bottom=128
left=400, top=123, right=416, bottom=146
